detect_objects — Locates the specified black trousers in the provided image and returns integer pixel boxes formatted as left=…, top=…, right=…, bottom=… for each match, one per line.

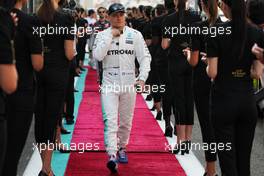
left=35, top=68, right=68, bottom=144
left=169, top=58, right=194, bottom=125
left=211, top=88, right=257, bottom=176
left=65, top=69, right=75, bottom=120
left=76, top=39, right=87, bottom=66
left=0, top=117, right=6, bottom=176
left=158, top=65, right=174, bottom=121
left=194, top=79, right=216, bottom=162
left=3, top=92, right=34, bottom=176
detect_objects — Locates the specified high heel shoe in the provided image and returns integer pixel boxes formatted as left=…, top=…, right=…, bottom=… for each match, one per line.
left=171, top=142, right=187, bottom=155
left=61, top=127, right=71, bottom=134
left=164, top=125, right=173, bottom=137
left=38, top=171, right=48, bottom=176
left=174, top=126, right=177, bottom=136
left=150, top=106, right=156, bottom=111
left=146, top=94, right=152, bottom=101
left=203, top=172, right=218, bottom=176
left=156, top=111, right=162, bottom=121
left=184, top=140, right=191, bottom=154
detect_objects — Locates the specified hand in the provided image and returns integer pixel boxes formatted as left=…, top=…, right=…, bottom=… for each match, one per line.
left=112, top=28, right=121, bottom=38
left=252, top=43, right=264, bottom=61
left=200, top=52, right=208, bottom=65
left=135, top=80, right=145, bottom=93
left=183, top=47, right=191, bottom=60
left=10, top=12, right=18, bottom=26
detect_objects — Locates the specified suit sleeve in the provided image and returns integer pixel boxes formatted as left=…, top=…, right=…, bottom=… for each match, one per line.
left=93, top=31, right=113, bottom=61
left=134, top=32, right=151, bottom=82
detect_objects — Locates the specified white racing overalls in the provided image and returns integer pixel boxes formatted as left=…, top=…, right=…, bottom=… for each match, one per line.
left=93, top=26, right=151, bottom=155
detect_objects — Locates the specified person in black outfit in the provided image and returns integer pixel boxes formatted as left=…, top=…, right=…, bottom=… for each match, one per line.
left=143, top=5, right=163, bottom=120
left=35, top=0, right=75, bottom=175
left=151, top=2, right=175, bottom=137
left=76, top=7, right=88, bottom=71
left=186, top=0, right=219, bottom=175
left=94, top=6, right=111, bottom=85
left=206, top=0, right=264, bottom=175
left=162, top=0, right=200, bottom=153
left=2, top=0, right=44, bottom=175
left=135, top=5, right=146, bottom=33
left=0, top=5, right=18, bottom=175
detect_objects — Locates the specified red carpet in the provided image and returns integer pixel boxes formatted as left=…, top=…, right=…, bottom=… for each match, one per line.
left=65, top=67, right=186, bottom=176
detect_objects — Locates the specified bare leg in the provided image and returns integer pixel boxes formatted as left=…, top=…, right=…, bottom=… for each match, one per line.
left=176, top=125, right=186, bottom=144
left=185, top=125, right=193, bottom=141
left=206, top=161, right=217, bottom=176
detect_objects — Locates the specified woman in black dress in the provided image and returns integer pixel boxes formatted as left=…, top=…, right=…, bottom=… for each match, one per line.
left=206, top=0, right=263, bottom=175
left=162, top=0, right=200, bottom=154
left=35, top=0, right=75, bottom=175
left=0, top=4, right=18, bottom=174
left=2, top=0, right=44, bottom=175
left=186, top=0, right=219, bottom=175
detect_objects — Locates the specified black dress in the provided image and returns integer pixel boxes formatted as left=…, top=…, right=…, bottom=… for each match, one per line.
left=207, top=22, right=264, bottom=176
left=190, top=19, right=222, bottom=162
left=3, top=8, right=43, bottom=176
left=162, top=9, right=200, bottom=125
left=0, top=6, right=15, bottom=175
left=35, top=11, right=74, bottom=144
left=76, top=17, right=88, bottom=65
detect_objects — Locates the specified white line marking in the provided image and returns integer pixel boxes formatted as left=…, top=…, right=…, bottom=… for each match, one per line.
left=23, top=149, right=42, bottom=176
left=141, top=93, right=205, bottom=176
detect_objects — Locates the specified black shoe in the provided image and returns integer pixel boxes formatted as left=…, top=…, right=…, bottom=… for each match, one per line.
left=61, top=128, right=71, bottom=134
left=174, top=126, right=177, bottom=136
left=74, top=89, right=79, bottom=92
left=38, top=171, right=48, bottom=176
left=185, top=140, right=191, bottom=154
left=203, top=173, right=218, bottom=176
left=171, top=142, right=187, bottom=155
left=156, top=111, right=162, bottom=121
left=164, top=125, right=173, bottom=137
left=145, top=95, right=152, bottom=101
left=107, top=160, right=118, bottom=173
left=59, top=148, right=71, bottom=153
left=150, top=106, right=156, bottom=111
left=66, top=119, right=74, bottom=125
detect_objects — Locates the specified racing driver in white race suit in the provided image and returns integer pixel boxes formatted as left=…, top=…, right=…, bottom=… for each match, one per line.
left=93, top=3, right=151, bottom=173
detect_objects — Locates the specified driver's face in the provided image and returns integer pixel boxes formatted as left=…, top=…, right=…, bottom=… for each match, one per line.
left=109, top=12, right=126, bottom=28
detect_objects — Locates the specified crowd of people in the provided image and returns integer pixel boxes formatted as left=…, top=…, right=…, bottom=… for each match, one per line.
left=0, top=0, right=264, bottom=176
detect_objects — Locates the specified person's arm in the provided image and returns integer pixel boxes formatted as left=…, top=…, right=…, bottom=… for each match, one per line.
left=206, top=31, right=219, bottom=80
left=135, top=32, right=151, bottom=82
left=189, top=25, right=201, bottom=67
left=0, top=64, right=17, bottom=94
left=189, top=51, right=200, bottom=66
left=64, top=14, right=75, bottom=61
left=29, top=17, right=44, bottom=71
left=206, top=57, right=218, bottom=79
left=161, top=38, right=170, bottom=50
left=64, top=40, right=75, bottom=61
left=93, top=30, right=113, bottom=61
left=252, top=43, right=264, bottom=63
left=161, top=16, right=171, bottom=50
left=251, top=60, right=264, bottom=79
left=31, top=55, right=43, bottom=71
